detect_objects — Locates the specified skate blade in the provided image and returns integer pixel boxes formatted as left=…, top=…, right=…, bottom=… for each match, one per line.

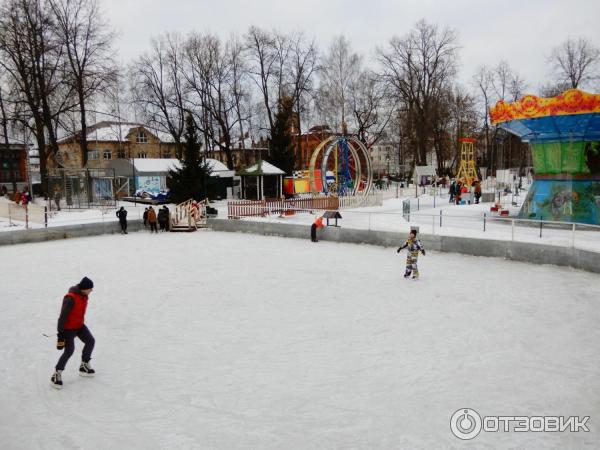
left=50, top=382, right=63, bottom=390
left=79, top=372, right=95, bottom=378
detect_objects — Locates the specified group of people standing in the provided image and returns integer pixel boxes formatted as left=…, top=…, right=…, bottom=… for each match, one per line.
left=449, top=179, right=482, bottom=205
left=143, top=206, right=171, bottom=232
left=1, top=185, right=32, bottom=206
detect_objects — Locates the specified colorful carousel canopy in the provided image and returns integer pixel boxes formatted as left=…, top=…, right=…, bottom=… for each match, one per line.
left=490, top=89, right=600, bottom=143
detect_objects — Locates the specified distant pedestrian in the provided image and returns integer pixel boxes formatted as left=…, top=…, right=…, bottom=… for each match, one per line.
left=162, top=206, right=170, bottom=231
left=157, top=207, right=167, bottom=231
left=0, top=184, right=7, bottom=197
left=21, top=187, right=31, bottom=205
left=397, top=229, right=426, bottom=279
left=116, top=206, right=128, bottom=234
left=474, top=181, right=482, bottom=204
left=147, top=206, right=158, bottom=233
left=143, top=208, right=149, bottom=227
left=13, top=189, right=21, bottom=204
left=53, top=187, right=62, bottom=211
left=50, top=276, right=96, bottom=389
left=311, top=215, right=324, bottom=242
left=449, top=181, right=456, bottom=203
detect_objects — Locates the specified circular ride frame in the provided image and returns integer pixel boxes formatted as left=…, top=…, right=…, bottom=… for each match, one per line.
left=308, top=136, right=374, bottom=198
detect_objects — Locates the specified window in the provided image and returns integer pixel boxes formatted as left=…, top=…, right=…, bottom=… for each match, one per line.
left=136, top=131, right=148, bottom=143
left=162, top=151, right=171, bottom=159
left=103, top=150, right=112, bottom=160
left=87, top=150, right=99, bottom=160
left=117, top=151, right=126, bottom=159
left=137, top=152, right=147, bottom=158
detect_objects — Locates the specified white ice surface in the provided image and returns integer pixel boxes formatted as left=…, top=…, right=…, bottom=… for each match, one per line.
left=0, top=231, right=599, bottom=449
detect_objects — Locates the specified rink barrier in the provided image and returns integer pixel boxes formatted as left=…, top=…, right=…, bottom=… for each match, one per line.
left=206, top=218, right=600, bottom=274
left=0, top=219, right=144, bottom=246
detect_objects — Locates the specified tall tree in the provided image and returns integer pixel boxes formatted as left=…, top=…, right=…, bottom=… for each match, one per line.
left=167, top=113, right=212, bottom=202
left=267, top=96, right=295, bottom=174
left=549, top=37, right=599, bottom=89
left=318, top=35, right=360, bottom=132
left=378, top=20, right=458, bottom=166
left=130, top=33, right=186, bottom=158
left=49, top=0, right=116, bottom=167
left=0, top=0, right=69, bottom=188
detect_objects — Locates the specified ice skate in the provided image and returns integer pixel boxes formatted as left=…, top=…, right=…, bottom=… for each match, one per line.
left=50, top=370, right=63, bottom=389
left=79, top=361, right=95, bottom=377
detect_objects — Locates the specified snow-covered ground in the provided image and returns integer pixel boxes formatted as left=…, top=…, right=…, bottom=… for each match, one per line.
left=1, top=231, right=599, bottom=449
left=3, top=186, right=600, bottom=253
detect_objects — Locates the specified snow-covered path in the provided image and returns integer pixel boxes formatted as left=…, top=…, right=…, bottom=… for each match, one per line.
left=1, top=231, right=599, bottom=449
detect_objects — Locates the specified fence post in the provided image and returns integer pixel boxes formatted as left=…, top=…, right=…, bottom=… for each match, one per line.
left=368, top=213, right=371, bottom=231
left=483, top=213, right=486, bottom=232
left=44, top=206, right=48, bottom=228
left=25, top=204, right=29, bottom=229
left=511, top=219, right=515, bottom=241
left=432, top=215, right=435, bottom=234
left=433, top=192, right=436, bottom=209
left=539, top=216, right=543, bottom=238
left=439, top=210, right=442, bottom=228
left=571, top=223, right=576, bottom=248
left=417, top=197, right=420, bottom=211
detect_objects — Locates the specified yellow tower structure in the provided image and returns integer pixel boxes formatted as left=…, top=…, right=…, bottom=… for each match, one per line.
left=455, top=137, right=479, bottom=187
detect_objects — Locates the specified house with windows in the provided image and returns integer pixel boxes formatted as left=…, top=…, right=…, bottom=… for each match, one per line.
left=51, top=122, right=179, bottom=170
left=0, top=139, right=29, bottom=193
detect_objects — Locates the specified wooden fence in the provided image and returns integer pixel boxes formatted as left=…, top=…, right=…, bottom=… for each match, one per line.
left=228, top=196, right=339, bottom=219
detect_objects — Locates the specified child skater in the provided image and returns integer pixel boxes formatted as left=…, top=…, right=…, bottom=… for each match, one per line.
left=397, top=229, right=426, bottom=279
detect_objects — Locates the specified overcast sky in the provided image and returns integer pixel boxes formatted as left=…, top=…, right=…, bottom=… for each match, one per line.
left=103, top=0, right=600, bottom=93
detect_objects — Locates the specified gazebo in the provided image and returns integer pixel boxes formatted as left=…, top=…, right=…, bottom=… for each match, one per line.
left=237, top=160, right=285, bottom=200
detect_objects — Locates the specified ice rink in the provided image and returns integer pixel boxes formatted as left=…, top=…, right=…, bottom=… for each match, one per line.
left=1, top=231, right=599, bottom=449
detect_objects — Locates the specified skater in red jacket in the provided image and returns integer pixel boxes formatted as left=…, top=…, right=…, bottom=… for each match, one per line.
left=51, top=277, right=96, bottom=389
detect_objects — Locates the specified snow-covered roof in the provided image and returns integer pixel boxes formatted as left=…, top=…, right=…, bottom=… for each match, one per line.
left=239, top=160, right=285, bottom=176
left=414, top=166, right=437, bottom=176
left=132, top=158, right=181, bottom=173
left=122, top=158, right=232, bottom=176
left=57, top=122, right=176, bottom=144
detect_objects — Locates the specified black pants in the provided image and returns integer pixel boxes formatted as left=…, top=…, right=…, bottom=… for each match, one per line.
left=311, top=223, right=317, bottom=242
left=55, top=325, right=95, bottom=371
left=150, top=222, right=157, bottom=232
left=119, top=220, right=127, bottom=232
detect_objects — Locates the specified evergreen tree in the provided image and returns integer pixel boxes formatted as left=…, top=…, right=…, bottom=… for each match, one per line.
left=167, top=114, right=212, bottom=203
left=267, top=96, right=296, bottom=174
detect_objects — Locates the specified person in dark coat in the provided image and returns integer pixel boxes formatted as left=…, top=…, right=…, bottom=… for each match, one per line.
left=474, top=181, right=482, bottom=204
left=449, top=181, right=456, bottom=203
left=50, top=277, right=96, bottom=389
left=157, top=207, right=167, bottom=231
left=143, top=208, right=149, bottom=227
left=116, top=206, right=128, bottom=234
left=162, top=206, right=170, bottom=231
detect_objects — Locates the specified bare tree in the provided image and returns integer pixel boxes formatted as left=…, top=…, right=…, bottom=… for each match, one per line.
left=287, top=32, right=317, bottom=162
left=245, top=26, right=278, bottom=135
left=349, top=69, right=394, bottom=149
left=0, top=0, right=71, bottom=188
left=185, top=33, right=241, bottom=169
left=549, top=37, right=599, bottom=89
left=49, top=0, right=116, bottom=167
left=472, top=65, right=494, bottom=170
left=378, top=20, right=458, bottom=166
left=318, top=35, right=360, bottom=132
left=130, top=33, right=187, bottom=158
